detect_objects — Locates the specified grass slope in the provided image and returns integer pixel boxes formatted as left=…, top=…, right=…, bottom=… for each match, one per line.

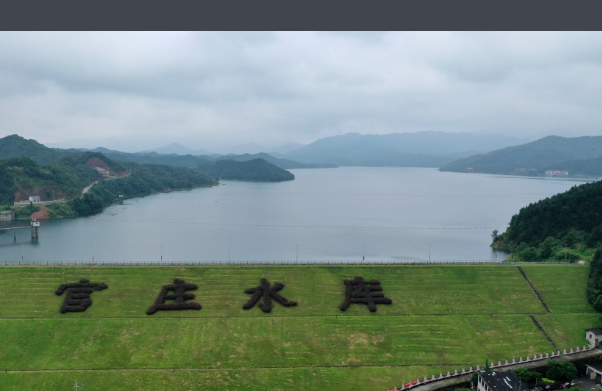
left=0, top=265, right=598, bottom=391
left=521, top=265, right=597, bottom=314
left=0, top=266, right=545, bottom=318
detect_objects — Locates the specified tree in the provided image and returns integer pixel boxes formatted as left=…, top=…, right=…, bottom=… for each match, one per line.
left=522, top=247, right=539, bottom=261
left=539, top=237, right=559, bottom=259
left=546, top=361, right=577, bottom=382
left=514, top=368, right=542, bottom=384
left=587, top=245, right=602, bottom=311
left=587, top=225, right=602, bottom=248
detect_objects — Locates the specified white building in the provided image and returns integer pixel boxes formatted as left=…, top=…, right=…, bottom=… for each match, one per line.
left=29, top=195, right=41, bottom=203
left=586, top=328, right=602, bottom=347
left=94, top=167, right=111, bottom=177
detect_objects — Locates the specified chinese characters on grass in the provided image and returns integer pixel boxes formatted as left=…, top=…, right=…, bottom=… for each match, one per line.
left=146, top=279, right=202, bottom=315
left=243, top=278, right=297, bottom=313
left=55, top=276, right=392, bottom=314
left=55, top=279, right=108, bottom=313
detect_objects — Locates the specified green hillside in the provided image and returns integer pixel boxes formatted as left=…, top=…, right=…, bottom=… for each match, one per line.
left=0, top=151, right=217, bottom=218
left=216, top=152, right=337, bottom=169
left=440, top=135, right=602, bottom=176
left=0, top=156, right=99, bottom=205
left=0, top=134, right=296, bottom=183
left=204, top=158, right=295, bottom=182
left=0, top=264, right=597, bottom=391
left=67, top=162, right=217, bottom=216
left=101, top=150, right=214, bottom=169
left=553, top=157, right=602, bottom=178
left=0, top=134, right=72, bottom=164
left=492, top=180, right=602, bottom=261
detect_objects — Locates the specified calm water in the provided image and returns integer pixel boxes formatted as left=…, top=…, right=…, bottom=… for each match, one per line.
left=0, top=168, right=590, bottom=263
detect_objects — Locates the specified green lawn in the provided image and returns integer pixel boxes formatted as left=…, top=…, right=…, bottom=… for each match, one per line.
left=0, top=265, right=597, bottom=391
left=0, top=315, right=550, bottom=370
left=521, top=264, right=595, bottom=314
left=0, top=366, right=459, bottom=391
left=0, top=265, right=545, bottom=318
left=533, top=313, right=602, bottom=350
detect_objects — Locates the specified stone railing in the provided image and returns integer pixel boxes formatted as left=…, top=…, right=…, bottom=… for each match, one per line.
left=387, top=345, right=594, bottom=391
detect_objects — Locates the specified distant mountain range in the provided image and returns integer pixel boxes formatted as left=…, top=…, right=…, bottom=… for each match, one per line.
left=215, top=153, right=336, bottom=169
left=283, top=131, right=525, bottom=167
left=143, top=141, right=306, bottom=156
left=0, top=135, right=296, bottom=183
left=143, top=143, right=214, bottom=156
left=9, top=132, right=600, bottom=177
left=440, top=135, right=602, bottom=177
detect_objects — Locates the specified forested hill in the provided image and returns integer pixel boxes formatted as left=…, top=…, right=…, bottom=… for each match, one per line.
left=204, top=159, right=295, bottom=182
left=0, top=151, right=129, bottom=206
left=0, top=134, right=74, bottom=164
left=215, top=153, right=336, bottom=169
left=440, top=135, right=602, bottom=176
left=0, top=156, right=96, bottom=206
left=0, top=152, right=218, bottom=218
left=551, top=157, right=602, bottom=178
left=492, top=179, right=602, bottom=261
left=68, top=163, right=217, bottom=216
left=100, top=150, right=214, bottom=170
left=0, top=134, right=296, bottom=182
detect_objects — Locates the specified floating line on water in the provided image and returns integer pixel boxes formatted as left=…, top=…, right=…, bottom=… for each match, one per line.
left=89, top=217, right=497, bottom=230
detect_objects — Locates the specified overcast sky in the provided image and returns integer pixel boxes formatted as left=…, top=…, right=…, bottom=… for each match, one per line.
left=0, top=31, right=601, bottom=152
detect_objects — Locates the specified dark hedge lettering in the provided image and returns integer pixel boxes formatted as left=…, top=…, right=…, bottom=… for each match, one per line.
left=55, top=279, right=108, bottom=313
left=243, top=278, right=297, bottom=313
left=146, top=279, right=201, bottom=315
left=340, top=276, right=392, bottom=312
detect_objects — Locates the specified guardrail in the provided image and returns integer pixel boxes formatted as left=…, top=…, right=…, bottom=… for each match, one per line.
left=0, top=260, right=579, bottom=267
left=387, top=345, right=596, bottom=391
left=13, top=199, right=65, bottom=207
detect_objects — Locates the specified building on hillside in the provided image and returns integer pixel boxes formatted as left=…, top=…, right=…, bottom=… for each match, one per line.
left=476, top=371, right=528, bottom=391
left=94, top=167, right=111, bottom=177
left=29, top=195, right=41, bottom=203
left=586, top=363, right=602, bottom=383
left=545, top=170, right=569, bottom=177
left=586, top=328, right=602, bottom=347
left=0, top=210, right=15, bottom=221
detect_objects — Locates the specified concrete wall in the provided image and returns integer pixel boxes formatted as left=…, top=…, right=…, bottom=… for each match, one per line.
left=0, top=211, right=15, bottom=221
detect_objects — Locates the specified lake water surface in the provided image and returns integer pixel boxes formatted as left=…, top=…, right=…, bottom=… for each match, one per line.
left=0, top=167, right=590, bottom=263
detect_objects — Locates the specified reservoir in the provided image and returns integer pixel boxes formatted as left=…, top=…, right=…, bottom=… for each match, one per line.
left=0, top=167, right=589, bottom=263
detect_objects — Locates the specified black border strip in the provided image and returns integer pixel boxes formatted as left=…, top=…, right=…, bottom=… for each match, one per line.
left=2, top=0, right=602, bottom=31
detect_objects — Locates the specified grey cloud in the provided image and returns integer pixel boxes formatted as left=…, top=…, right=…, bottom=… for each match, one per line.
left=0, top=31, right=601, bottom=150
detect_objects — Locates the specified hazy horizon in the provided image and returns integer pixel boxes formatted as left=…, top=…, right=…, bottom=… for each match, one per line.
left=1, top=32, right=602, bottom=152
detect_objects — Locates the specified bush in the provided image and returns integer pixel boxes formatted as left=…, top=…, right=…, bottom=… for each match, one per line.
left=587, top=245, right=602, bottom=311
left=546, top=361, right=577, bottom=382
left=14, top=203, right=40, bottom=219
left=521, top=247, right=539, bottom=261
left=46, top=202, right=77, bottom=218
left=514, top=367, right=543, bottom=384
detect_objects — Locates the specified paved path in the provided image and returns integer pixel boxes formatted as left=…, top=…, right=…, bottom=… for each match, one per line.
left=82, top=181, right=98, bottom=195
left=403, top=349, right=602, bottom=391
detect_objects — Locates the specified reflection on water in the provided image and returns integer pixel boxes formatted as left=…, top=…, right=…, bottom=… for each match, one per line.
left=0, top=168, right=589, bottom=264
